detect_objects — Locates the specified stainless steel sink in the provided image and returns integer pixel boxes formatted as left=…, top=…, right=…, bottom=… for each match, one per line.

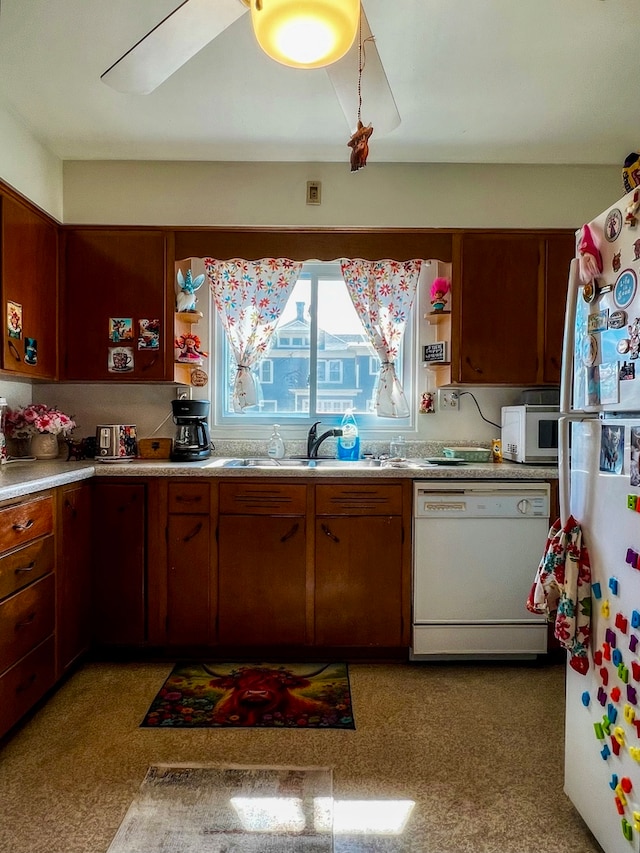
left=216, top=457, right=384, bottom=469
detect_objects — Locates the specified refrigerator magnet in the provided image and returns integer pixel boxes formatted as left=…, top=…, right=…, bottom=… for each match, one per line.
left=605, top=208, right=623, bottom=242
left=588, top=310, right=609, bottom=333
left=600, top=424, right=624, bottom=474
left=582, top=334, right=598, bottom=366
left=620, top=362, right=635, bottom=381
left=614, top=269, right=637, bottom=308
left=108, top=318, right=133, bottom=342
left=609, top=310, right=627, bottom=329
left=634, top=239, right=640, bottom=261
left=587, top=366, right=600, bottom=406
left=613, top=251, right=622, bottom=273
left=6, top=301, right=22, bottom=339
left=599, top=362, right=619, bottom=406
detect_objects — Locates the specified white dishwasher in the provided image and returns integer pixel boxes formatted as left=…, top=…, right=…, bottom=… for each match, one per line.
left=411, top=480, right=550, bottom=660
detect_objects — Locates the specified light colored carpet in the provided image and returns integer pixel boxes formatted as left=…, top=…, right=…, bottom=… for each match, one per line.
left=106, top=764, right=332, bottom=852
left=0, top=660, right=603, bottom=852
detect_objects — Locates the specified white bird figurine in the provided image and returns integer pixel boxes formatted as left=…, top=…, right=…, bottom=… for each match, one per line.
left=176, top=269, right=205, bottom=313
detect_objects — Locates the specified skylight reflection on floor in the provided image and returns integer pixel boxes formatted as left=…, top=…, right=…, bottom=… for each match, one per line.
left=230, top=796, right=415, bottom=835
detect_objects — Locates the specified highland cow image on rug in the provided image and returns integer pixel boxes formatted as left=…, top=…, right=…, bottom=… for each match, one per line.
left=141, top=662, right=355, bottom=729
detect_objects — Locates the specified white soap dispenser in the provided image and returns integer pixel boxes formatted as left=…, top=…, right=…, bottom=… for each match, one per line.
left=267, top=424, right=285, bottom=459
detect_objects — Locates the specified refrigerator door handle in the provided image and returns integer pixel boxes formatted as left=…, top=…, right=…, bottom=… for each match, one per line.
left=559, top=414, right=597, bottom=526
left=560, top=257, right=581, bottom=415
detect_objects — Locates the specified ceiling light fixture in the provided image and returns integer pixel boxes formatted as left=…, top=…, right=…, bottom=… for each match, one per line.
left=246, top=0, right=360, bottom=69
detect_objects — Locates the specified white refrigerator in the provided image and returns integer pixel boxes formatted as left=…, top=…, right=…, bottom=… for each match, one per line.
left=562, top=187, right=640, bottom=852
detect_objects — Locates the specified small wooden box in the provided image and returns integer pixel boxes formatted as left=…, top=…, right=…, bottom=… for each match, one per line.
left=137, top=438, right=172, bottom=459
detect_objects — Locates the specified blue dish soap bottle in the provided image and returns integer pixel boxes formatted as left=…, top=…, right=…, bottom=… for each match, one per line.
left=337, top=410, right=360, bottom=460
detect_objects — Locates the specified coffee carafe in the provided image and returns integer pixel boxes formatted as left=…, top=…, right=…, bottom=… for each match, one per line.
left=170, top=399, right=211, bottom=462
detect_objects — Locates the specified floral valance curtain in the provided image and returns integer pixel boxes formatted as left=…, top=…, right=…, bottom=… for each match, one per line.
left=203, top=257, right=303, bottom=412
left=340, top=258, right=423, bottom=418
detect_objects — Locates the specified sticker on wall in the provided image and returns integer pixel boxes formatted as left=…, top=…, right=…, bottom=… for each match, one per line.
left=108, top=346, right=134, bottom=373
left=24, top=337, right=37, bottom=366
left=589, top=310, right=609, bottom=334
left=138, top=319, right=160, bottom=350
left=605, top=208, right=623, bottom=242
left=601, top=424, right=624, bottom=474
left=631, top=428, right=640, bottom=487
left=620, top=362, right=635, bottom=381
left=614, top=270, right=638, bottom=309
left=600, top=362, right=620, bottom=406
left=108, top=318, right=133, bottom=343
left=6, top=301, right=22, bottom=339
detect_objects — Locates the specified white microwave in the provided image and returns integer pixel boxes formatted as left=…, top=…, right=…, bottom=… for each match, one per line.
left=501, top=405, right=559, bottom=464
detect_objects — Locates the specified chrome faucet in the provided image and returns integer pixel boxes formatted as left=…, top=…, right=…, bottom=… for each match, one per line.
left=307, top=422, right=343, bottom=458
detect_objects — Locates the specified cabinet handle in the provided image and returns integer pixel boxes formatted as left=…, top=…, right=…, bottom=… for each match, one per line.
left=280, top=522, right=299, bottom=543
left=16, top=673, right=37, bottom=693
left=7, top=340, right=21, bottom=362
left=16, top=611, right=36, bottom=629
left=13, top=519, right=34, bottom=532
left=64, top=498, right=77, bottom=518
left=321, top=523, right=340, bottom=543
left=176, top=495, right=201, bottom=503
left=551, top=356, right=559, bottom=368
left=465, top=356, right=483, bottom=374
left=141, top=355, right=158, bottom=371
left=14, top=561, right=36, bottom=574
left=183, top=522, right=203, bottom=543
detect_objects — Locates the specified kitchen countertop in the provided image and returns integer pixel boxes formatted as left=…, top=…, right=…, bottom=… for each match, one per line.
left=0, top=457, right=558, bottom=502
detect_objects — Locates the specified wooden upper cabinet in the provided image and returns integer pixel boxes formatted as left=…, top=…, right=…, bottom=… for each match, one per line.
left=60, top=229, right=171, bottom=381
left=455, top=233, right=541, bottom=384
left=543, top=233, right=575, bottom=384
left=1, top=194, right=58, bottom=379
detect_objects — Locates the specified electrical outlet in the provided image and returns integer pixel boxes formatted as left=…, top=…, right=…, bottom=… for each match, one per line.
left=437, top=390, right=460, bottom=410
left=174, top=385, right=191, bottom=400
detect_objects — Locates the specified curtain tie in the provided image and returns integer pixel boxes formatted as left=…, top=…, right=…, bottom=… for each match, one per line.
left=237, top=364, right=250, bottom=371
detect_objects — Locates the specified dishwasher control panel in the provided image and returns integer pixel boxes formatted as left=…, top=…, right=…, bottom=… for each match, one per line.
left=414, top=482, right=549, bottom=519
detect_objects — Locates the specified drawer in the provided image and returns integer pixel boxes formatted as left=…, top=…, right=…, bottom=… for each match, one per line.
left=0, top=535, right=54, bottom=601
left=219, top=483, right=306, bottom=515
left=0, top=635, right=55, bottom=739
left=0, top=495, right=54, bottom=554
left=315, top=484, right=403, bottom=515
left=168, top=482, right=210, bottom=514
left=0, top=573, right=55, bottom=673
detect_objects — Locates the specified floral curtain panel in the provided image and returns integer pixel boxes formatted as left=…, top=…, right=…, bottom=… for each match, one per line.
left=340, top=258, right=423, bottom=418
left=203, top=258, right=303, bottom=412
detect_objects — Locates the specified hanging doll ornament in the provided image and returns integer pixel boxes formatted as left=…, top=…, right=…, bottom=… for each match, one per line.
left=430, top=277, right=451, bottom=311
left=578, top=224, right=603, bottom=286
left=348, top=15, right=374, bottom=171
left=176, top=268, right=205, bottom=313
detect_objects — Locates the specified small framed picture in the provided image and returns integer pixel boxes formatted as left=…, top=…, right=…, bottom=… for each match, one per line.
left=422, top=341, right=448, bottom=363
left=109, top=318, right=133, bottom=342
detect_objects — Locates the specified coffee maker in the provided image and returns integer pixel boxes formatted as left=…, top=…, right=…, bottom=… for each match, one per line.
left=170, top=399, right=211, bottom=462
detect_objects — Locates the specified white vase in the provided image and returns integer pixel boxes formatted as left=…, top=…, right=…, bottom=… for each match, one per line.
left=31, top=432, right=60, bottom=460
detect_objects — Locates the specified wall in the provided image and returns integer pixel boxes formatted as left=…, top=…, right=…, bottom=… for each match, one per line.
left=0, top=100, right=63, bottom=220
left=62, top=160, right=621, bottom=228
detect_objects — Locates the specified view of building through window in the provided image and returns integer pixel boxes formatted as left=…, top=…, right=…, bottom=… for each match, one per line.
left=219, top=262, right=405, bottom=421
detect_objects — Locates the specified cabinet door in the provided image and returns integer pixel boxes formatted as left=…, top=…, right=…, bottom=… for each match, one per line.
left=167, top=514, right=212, bottom=645
left=92, top=482, right=146, bottom=646
left=543, top=234, right=575, bottom=384
left=218, top=514, right=307, bottom=646
left=61, top=229, right=169, bottom=380
left=1, top=195, right=58, bottom=379
left=457, top=234, right=541, bottom=384
left=56, top=481, right=92, bottom=675
left=315, top=515, right=404, bottom=647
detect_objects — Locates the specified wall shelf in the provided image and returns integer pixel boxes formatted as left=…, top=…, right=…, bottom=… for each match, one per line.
left=175, top=311, right=203, bottom=324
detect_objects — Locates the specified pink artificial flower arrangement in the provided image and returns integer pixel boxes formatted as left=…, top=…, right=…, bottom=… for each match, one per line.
left=430, top=276, right=451, bottom=308
left=5, top=403, right=76, bottom=439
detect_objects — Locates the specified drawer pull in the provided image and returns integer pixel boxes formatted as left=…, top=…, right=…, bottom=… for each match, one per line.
left=280, top=522, right=299, bottom=543
left=12, top=519, right=35, bottom=532
left=14, top=561, right=36, bottom=574
left=16, top=612, right=36, bottom=629
left=16, top=673, right=37, bottom=693
left=321, top=523, right=340, bottom=543
left=176, top=495, right=202, bottom=503
left=183, top=522, right=203, bottom=543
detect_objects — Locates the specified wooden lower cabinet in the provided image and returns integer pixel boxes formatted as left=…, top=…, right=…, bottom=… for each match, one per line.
left=92, top=481, right=146, bottom=647
left=218, top=514, right=307, bottom=646
left=56, top=481, right=92, bottom=675
left=314, top=483, right=410, bottom=648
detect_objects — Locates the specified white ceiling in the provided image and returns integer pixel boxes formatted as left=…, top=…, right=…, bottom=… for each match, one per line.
left=0, top=0, right=637, bottom=165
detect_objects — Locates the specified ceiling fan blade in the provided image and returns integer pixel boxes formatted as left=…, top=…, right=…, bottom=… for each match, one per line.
left=101, top=0, right=248, bottom=94
left=326, top=5, right=400, bottom=138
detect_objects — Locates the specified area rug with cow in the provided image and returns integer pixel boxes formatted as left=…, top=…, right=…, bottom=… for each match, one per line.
left=140, top=662, right=355, bottom=729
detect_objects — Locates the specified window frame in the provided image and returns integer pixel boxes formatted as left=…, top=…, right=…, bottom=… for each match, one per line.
left=212, top=261, right=417, bottom=433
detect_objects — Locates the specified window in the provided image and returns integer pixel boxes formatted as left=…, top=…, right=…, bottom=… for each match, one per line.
left=215, top=261, right=415, bottom=429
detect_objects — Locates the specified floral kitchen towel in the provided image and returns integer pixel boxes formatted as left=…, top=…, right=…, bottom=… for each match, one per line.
left=527, top=515, right=592, bottom=674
